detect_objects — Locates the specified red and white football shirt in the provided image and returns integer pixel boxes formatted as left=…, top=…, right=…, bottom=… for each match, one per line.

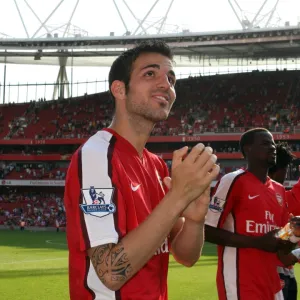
left=64, top=128, right=170, bottom=300
left=286, top=179, right=300, bottom=216
left=205, top=169, right=287, bottom=300
left=278, top=179, right=300, bottom=276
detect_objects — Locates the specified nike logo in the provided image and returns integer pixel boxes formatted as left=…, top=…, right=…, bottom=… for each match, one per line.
left=248, top=195, right=259, bottom=200
left=131, top=183, right=141, bottom=192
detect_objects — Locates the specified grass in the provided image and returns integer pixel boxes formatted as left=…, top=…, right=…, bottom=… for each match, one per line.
left=0, top=230, right=69, bottom=300
left=1, top=230, right=300, bottom=300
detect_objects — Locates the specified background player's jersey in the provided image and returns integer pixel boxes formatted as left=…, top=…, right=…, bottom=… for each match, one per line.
left=64, top=129, right=170, bottom=300
left=205, top=169, right=287, bottom=300
left=278, top=179, right=300, bottom=281
left=286, top=179, right=300, bottom=216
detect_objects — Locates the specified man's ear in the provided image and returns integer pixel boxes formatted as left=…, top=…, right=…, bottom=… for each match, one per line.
left=110, top=80, right=126, bottom=101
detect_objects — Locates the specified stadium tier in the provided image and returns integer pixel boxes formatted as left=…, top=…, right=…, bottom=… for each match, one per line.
left=1, top=70, right=300, bottom=229
left=1, top=70, right=300, bottom=140
left=0, top=188, right=65, bottom=227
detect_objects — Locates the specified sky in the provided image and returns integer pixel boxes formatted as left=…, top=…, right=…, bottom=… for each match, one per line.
left=0, top=0, right=299, bottom=102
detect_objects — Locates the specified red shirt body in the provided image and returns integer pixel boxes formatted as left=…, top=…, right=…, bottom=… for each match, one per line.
left=65, top=129, right=170, bottom=300
left=206, top=170, right=287, bottom=300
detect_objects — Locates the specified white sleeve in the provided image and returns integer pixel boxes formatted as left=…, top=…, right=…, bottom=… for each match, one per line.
left=79, top=136, right=119, bottom=249
left=205, top=171, right=243, bottom=228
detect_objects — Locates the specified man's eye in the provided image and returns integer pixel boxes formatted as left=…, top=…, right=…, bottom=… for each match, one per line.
left=145, top=71, right=154, bottom=77
left=168, top=77, right=175, bottom=85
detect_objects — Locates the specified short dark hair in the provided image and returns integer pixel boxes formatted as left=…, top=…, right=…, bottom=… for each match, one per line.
left=108, top=40, right=173, bottom=100
left=239, top=128, right=270, bottom=157
left=269, top=142, right=295, bottom=174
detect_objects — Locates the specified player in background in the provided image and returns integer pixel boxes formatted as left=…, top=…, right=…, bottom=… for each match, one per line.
left=20, top=219, right=25, bottom=231
left=269, top=142, right=300, bottom=300
left=55, top=219, right=60, bottom=233
left=269, top=143, right=300, bottom=217
left=205, top=128, right=293, bottom=300
left=64, top=40, right=220, bottom=300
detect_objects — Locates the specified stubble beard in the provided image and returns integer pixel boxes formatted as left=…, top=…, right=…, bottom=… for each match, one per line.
left=127, top=100, right=171, bottom=124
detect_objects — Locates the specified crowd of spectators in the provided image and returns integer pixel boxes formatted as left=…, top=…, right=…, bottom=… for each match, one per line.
left=0, top=162, right=67, bottom=180
left=0, top=162, right=14, bottom=180
left=1, top=70, right=300, bottom=140
left=0, top=190, right=65, bottom=228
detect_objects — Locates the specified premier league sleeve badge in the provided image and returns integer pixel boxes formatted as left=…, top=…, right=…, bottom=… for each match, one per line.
left=209, top=196, right=226, bottom=213
left=80, top=186, right=116, bottom=218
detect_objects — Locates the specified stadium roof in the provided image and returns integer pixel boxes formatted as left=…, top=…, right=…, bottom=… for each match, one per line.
left=1, top=26, right=300, bottom=67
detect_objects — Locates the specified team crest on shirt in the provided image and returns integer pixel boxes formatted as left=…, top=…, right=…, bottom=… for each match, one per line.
left=80, top=186, right=116, bottom=218
left=276, top=193, right=283, bottom=206
left=209, top=196, right=225, bottom=213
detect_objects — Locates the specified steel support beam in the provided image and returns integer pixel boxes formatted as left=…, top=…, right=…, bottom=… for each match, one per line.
left=132, top=0, right=160, bottom=35
left=23, top=0, right=50, bottom=34
left=32, top=0, right=65, bottom=38
left=112, top=0, right=129, bottom=34
left=14, top=0, right=29, bottom=38
left=122, top=0, right=147, bottom=34
left=63, top=0, right=80, bottom=37
left=157, top=0, right=175, bottom=34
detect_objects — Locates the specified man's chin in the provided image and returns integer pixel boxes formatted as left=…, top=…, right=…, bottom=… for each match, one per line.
left=147, top=111, right=170, bottom=123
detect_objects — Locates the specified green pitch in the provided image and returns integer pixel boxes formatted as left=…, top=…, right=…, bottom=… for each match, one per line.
left=1, top=230, right=300, bottom=300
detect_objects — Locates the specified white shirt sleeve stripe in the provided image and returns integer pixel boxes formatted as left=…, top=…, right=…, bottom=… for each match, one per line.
left=81, top=131, right=119, bottom=248
left=205, top=169, right=245, bottom=228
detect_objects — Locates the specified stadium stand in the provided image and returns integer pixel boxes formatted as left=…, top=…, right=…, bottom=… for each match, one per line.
left=2, top=70, right=300, bottom=140
left=0, top=187, right=65, bottom=228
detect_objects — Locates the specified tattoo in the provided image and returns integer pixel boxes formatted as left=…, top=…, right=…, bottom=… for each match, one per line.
left=89, top=242, right=132, bottom=285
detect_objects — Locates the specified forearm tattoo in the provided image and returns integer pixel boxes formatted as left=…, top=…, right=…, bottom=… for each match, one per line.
left=89, top=242, right=133, bottom=285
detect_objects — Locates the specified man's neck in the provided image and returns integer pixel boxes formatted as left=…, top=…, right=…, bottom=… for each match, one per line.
left=109, top=114, right=154, bottom=158
left=247, top=163, right=269, bottom=183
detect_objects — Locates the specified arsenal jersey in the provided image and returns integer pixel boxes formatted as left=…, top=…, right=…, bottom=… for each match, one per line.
left=64, top=128, right=170, bottom=300
left=206, top=169, right=287, bottom=300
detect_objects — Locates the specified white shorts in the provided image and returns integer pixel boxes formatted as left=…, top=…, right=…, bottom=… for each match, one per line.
left=275, top=290, right=284, bottom=300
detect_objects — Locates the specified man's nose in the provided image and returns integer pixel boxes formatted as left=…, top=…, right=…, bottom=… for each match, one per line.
left=156, top=74, right=171, bottom=90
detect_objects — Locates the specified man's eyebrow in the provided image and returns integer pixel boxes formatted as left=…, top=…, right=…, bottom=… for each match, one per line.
left=140, top=64, right=176, bottom=78
left=140, top=64, right=160, bottom=70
